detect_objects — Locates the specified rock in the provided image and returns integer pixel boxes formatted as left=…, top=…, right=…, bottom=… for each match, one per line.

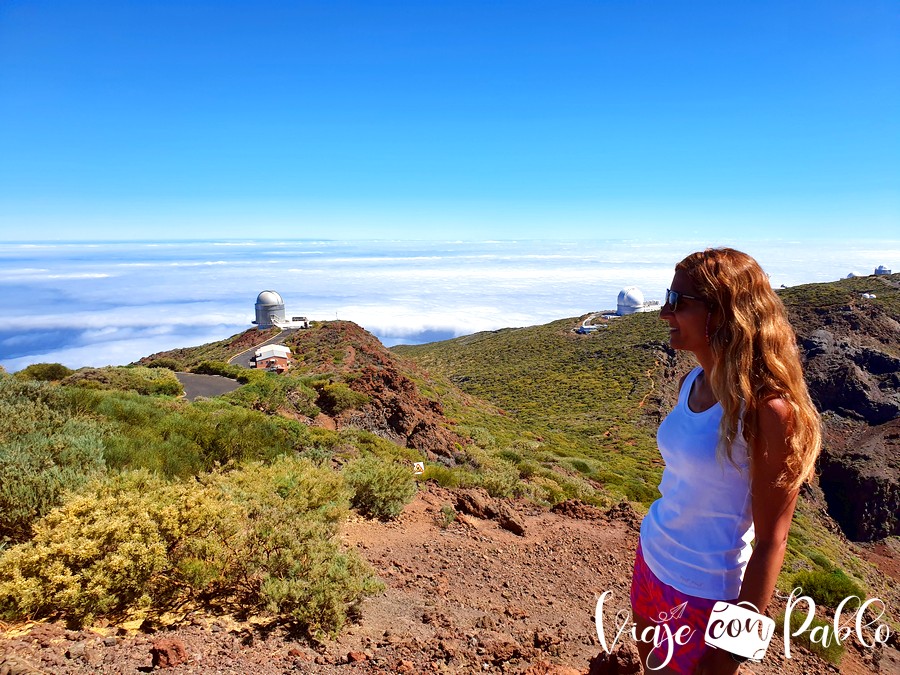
left=454, top=488, right=497, bottom=520
left=484, top=639, right=525, bottom=664
left=605, top=502, right=641, bottom=531
left=818, top=419, right=900, bottom=541
left=65, top=641, right=86, bottom=660
left=497, top=504, right=526, bottom=536
left=587, top=651, right=615, bottom=675
left=83, top=646, right=103, bottom=667
left=0, top=655, right=46, bottom=675
left=613, top=643, right=641, bottom=674
left=347, top=651, right=368, bottom=663
left=150, top=638, right=188, bottom=668
left=522, top=661, right=586, bottom=675
left=551, top=500, right=606, bottom=521
left=587, top=643, right=640, bottom=675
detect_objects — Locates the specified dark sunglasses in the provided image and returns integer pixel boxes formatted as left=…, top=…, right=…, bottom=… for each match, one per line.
left=663, top=289, right=707, bottom=311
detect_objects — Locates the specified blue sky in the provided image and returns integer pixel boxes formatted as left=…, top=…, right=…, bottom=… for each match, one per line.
left=1, top=1, right=897, bottom=240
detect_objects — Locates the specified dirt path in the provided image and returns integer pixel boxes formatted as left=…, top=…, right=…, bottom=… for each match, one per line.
left=0, top=485, right=895, bottom=674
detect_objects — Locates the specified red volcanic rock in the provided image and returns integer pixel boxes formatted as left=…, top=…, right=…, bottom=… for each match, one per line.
left=150, top=638, right=187, bottom=668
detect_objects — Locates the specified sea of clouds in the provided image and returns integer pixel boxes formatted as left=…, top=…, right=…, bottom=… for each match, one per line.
left=0, top=238, right=896, bottom=372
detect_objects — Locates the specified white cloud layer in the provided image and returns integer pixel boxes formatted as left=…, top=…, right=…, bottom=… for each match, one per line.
left=1, top=239, right=897, bottom=371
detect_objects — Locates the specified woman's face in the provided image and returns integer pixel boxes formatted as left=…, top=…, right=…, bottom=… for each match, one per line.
left=660, top=269, right=711, bottom=355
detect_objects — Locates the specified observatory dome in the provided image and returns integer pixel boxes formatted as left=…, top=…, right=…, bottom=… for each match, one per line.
left=617, top=287, right=645, bottom=315
left=256, top=290, right=284, bottom=306
left=254, top=290, right=286, bottom=328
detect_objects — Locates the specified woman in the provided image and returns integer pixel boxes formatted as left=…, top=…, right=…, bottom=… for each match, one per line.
left=630, top=248, right=821, bottom=674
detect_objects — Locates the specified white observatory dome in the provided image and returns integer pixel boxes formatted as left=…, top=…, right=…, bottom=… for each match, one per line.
left=256, top=290, right=284, bottom=306
left=617, top=287, right=645, bottom=315
left=254, top=290, right=286, bottom=328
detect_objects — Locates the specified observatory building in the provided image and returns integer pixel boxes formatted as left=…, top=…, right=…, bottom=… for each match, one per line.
left=616, top=287, right=659, bottom=316
left=254, top=344, right=292, bottom=373
left=254, top=291, right=286, bottom=329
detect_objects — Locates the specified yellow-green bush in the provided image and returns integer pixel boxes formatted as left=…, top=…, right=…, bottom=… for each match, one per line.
left=789, top=568, right=866, bottom=609
left=0, top=471, right=182, bottom=626
left=14, top=362, right=74, bottom=382
left=343, top=455, right=416, bottom=520
left=0, top=458, right=382, bottom=636
left=225, top=375, right=319, bottom=417
left=62, top=366, right=182, bottom=396
left=316, top=382, right=369, bottom=415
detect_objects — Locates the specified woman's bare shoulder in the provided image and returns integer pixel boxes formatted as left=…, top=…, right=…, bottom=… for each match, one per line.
left=758, top=396, right=793, bottom=429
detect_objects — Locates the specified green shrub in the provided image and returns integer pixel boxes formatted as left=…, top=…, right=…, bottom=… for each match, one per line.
left=343, top=456, right=416, bottom=520
left=0, top=379, right=106, bottom=543
left=789, top=569, right=865, bottom=609
left=146, top=358, right=183, bottom=371
left=15, top=363, right=74, bottom=381
left=316, top=382, right=369, bottom=415
left=192, top=360, right=243, bottom=379
left=62, top=367, right=182, bottom=396
left=226, top=376, right=319, bottom=417
left=776, top=610, right=845, bottom=665
left=437, top=504, right=457, bottom=528
left=63, top=389, right=298, bottom=476
left=517, top=460, right=538, bottom=479
left=0, top=471, right=179, bottom=626
left=0, top=458, right=382, bottom=636
left=423, top=464, right=463, bottom=488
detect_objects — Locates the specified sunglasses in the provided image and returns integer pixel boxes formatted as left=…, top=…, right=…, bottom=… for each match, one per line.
left=663, top=289, right=707, bottom=311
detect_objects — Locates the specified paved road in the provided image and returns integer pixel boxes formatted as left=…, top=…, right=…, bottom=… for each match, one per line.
left=228, top=328, right=298, bottom=369
left=175, top=373, right=242, bottom=401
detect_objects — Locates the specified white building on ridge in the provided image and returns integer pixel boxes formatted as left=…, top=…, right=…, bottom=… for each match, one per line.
left=254, top=290, right=285, bottom=328
left=253, top=291, right=309, bottom=329
left=616, top=287, right=660, bottom=316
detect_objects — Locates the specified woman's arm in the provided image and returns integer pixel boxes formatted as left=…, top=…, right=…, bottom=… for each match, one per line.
left=738, top=397, right=799, bottom=613
left=696, top=398, right=798, bottom=674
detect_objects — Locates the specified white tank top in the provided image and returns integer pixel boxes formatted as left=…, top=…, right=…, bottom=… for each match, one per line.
left=639, top=367, right=754, bottom=600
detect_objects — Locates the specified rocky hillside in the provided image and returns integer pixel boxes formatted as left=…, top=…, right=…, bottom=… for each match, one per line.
left=781, top=273, right=900, bottom=542
left=280, top=321, right=469, bottom=463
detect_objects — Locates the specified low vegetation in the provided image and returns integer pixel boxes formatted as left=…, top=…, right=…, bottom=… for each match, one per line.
left=0, top=459, right=382, bottom=636
left=775, top=609, right=845, bottom=665
left=3, top=276, right=896, bottom=641
left=0, top=378, right=106, bottom=544
left=62, top=366, right=182, bottom=396
left=395, top=312, right=670, bottom=506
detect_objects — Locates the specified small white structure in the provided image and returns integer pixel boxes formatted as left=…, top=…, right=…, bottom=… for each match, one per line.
left=861, top=293, right=877, bottom=299
left=254, top=344, right=292, bottom=372
left=616, top=287, right=660, bottom=316
left=846, top=272, right=860, bottom=279
left=254, top=291, right=286, bottom=329
left=875, top=265, right=892, bottom=276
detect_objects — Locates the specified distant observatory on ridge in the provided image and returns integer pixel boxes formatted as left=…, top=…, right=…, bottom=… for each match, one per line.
left=616, top=286, right=660, bottom=315
left=253, top=291, right=308, bottom=329
left=575, top=286, right=660, bottom=333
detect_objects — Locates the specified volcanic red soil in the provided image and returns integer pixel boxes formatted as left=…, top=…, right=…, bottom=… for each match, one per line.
left=1, top=484, right=897, bottom=674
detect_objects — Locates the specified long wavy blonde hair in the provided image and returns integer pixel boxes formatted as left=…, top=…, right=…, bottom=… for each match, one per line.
left=676, top=248, right=822, bottom=491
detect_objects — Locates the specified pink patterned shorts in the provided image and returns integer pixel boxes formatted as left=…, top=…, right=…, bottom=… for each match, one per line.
left=629, top=543, right=734, bottom=674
